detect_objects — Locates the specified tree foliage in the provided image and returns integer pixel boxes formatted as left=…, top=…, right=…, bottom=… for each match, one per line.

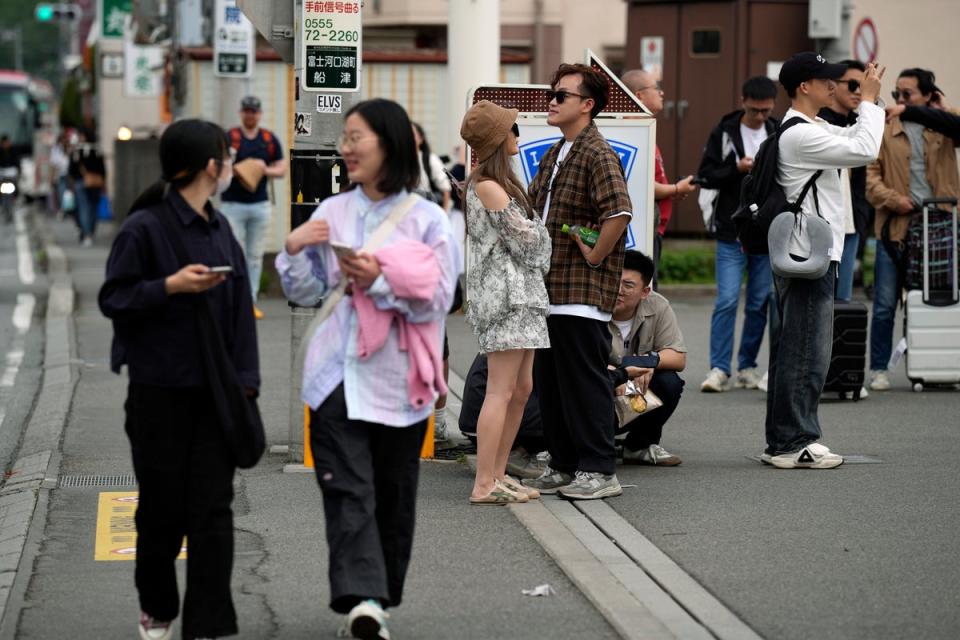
left=0, top=0, right=65, bottom=88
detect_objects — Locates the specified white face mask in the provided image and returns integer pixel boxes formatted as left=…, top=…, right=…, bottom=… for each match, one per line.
left=215, top=172, right=232, bottom=196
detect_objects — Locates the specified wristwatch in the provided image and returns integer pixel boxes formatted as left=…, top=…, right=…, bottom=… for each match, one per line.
left=649, top=351, right=661, bottom=368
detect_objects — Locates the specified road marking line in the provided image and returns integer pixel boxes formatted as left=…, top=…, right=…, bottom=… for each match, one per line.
left=0, top=349, right=23, bottom=387
left=14, top=208, right=34, bottom=285
left=12, top=293, right=35, bottom=334
left=94, top=491, right=187, bottom=561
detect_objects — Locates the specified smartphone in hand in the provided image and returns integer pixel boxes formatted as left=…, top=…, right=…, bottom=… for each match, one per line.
left=208, top=266, right=233, bottom=274
left=330, top=241, right=358, bottom=260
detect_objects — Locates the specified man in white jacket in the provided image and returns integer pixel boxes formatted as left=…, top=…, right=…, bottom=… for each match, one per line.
left=764, top=52, right=885, bottom=469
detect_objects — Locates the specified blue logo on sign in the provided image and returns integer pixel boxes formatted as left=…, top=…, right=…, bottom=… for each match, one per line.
left=624, top=224, right=636, bottom=250
left=518, top=137, right=639, bottom=183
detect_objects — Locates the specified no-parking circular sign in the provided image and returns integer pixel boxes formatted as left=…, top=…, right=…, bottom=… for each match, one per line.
left=853, top=18, right=878, bottom=64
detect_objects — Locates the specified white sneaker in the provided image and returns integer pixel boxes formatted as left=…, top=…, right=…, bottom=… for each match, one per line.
left=622, top=444, right=682, bottom=466
left=700, top=368, right=730, bottom=392
left=343, top=599, right=390, bottom=639
left=757, top=371, right=769, bottom=393
left=869, top=370, right=891, bottom=391
left=769, top=443, right=844, bottom=469
left=138, top=613, right=173, bottom=640
left=735, top=367, right=762, bottom=389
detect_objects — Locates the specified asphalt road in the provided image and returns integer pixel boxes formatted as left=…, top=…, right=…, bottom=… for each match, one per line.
left=4, top=209, right=959, bottom=639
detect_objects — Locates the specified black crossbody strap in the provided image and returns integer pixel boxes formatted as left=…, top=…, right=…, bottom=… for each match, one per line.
left=790, top=169, right=824, bottom=216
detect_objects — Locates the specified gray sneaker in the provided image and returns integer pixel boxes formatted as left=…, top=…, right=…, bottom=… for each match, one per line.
left=623, top=444, right=682, bottom=466
left=557, top=471, right=623, bottom=500
left=522, top=466, right=574, bottom=494
left=505, top=447, right=547, bottom=479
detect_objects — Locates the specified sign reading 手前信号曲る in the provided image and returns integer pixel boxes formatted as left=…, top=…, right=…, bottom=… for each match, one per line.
left=214, top=0, right=255, bottom=78
left=301, top=1, right=362, bottom=92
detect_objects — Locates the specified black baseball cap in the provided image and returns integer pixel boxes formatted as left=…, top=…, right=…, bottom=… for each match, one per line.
left=778, top=52, right=847, bottom=92
left=240, top=95, right=262, bottom=111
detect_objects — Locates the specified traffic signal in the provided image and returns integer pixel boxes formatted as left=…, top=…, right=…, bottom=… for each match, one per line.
left=35, top=3, right=81, bottom=22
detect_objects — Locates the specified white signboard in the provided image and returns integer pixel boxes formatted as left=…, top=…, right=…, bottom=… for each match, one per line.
left=123, top=40, right=164, bottom=97
left=512, top=117, right=656, bottom=257
left=641, top=36, right=664, bottom=77
left=214, top=0, right=255, bottom=78
left=301, top=0, right=362, bottom=92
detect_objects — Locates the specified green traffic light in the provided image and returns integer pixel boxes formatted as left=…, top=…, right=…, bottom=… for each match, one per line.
left=35, top=4, right=55, bottom=21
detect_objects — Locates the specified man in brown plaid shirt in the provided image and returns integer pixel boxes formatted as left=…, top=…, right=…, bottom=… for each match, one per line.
left=522, top=63, right=634, bottom=500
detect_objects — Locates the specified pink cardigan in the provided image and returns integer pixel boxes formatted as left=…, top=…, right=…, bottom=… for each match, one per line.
left=352, top=240, right=448, bottom=409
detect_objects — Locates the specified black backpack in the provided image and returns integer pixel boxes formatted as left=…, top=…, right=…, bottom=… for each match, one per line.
left=733, top=117, right=822, bottom=255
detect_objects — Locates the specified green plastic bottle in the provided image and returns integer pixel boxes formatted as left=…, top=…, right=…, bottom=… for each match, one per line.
left=561, top=223, right=599, bottom=247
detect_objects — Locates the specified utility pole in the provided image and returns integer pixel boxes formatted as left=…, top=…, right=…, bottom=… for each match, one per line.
left=238, top=0, right=363, bottom=468
left=0, top=27, right=23, bottom=71
left=447, top=0, right=500, bottom=157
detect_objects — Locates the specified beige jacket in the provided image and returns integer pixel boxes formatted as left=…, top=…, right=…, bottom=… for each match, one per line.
left=866, top=117, right=959, bottom=243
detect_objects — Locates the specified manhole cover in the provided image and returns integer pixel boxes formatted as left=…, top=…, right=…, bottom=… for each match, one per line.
left=59, top=474, right=138, bottom=488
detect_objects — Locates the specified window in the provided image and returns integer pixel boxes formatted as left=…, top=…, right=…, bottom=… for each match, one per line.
left=690, top=29, right=721, bottom=57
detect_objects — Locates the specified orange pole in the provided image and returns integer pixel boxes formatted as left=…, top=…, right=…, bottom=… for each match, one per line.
left=420, top=415, right=435, bottom=459
left=303, top=404, right=314, bottom=469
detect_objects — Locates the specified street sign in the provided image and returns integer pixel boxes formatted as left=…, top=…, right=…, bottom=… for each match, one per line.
left=100, top=52, right=124, bottom=78
left=300, top=0, right=362, bottom=92
left=641, top=36, right=663, bottom=77
left=853, top=18, right=878, bottom=64
left=100, top=0, right=132, bottom=39
left=214, top=0, right=256, bottom=78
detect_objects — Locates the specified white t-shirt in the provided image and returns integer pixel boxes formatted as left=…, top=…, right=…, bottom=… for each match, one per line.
left=613, top=319, right=634, bottom=344
left=740, top=123, right=767, bottom=160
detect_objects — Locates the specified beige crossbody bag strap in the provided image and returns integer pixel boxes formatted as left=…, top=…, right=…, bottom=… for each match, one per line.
left=297, top=193, right=420, bottom=363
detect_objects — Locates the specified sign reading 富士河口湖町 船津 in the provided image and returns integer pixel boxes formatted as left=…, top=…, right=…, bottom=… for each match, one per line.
left=301, top=1, right=362, bottom=92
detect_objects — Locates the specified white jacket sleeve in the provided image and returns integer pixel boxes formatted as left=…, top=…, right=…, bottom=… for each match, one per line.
left=786, top=102, right=885, bottom=170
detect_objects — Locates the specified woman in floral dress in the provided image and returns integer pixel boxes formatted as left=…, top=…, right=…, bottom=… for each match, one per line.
left=460, top=101, right=552, bottom=504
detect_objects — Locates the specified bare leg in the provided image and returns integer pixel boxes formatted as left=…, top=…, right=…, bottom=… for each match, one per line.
left=493, top=349, right=534, bottom=479
left=471, top=350, right=524, bottom=499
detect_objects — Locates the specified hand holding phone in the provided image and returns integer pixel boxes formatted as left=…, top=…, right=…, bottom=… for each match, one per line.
left=330, top=241, right=358, bottom=260
left=208, top=266, right=233, bottom=274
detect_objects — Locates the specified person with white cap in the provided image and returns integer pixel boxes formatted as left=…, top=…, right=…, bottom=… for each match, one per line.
left=764, top=52, right=885, bottom=469
left=459, top=100, right=552, bottom=505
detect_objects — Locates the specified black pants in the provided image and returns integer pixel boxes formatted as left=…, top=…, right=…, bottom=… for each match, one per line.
left=621, top=370, right=685, bottom=451
left=535, top=315, right=617, bottom=475
left=124, top=383, right=237, bottom=640
left=652, top=232, right=663, bottom=291
left=310, top=384, right=427, bottom=614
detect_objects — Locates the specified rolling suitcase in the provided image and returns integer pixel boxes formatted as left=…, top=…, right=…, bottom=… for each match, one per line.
left=905, top=197, right=960, bottom=392
left=824, top=301, right=868, bottom=400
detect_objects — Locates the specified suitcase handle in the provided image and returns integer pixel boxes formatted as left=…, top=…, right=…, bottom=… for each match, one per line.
left=921, top=202, right=959, bottom=305
left=921, top=197, right=959, bottom=207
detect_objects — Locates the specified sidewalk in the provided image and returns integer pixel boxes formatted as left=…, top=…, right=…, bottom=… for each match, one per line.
left=9, top=216, right=618, bottom=639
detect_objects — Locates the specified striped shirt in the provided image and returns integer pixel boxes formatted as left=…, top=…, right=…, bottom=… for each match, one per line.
left=276, top=189, right=459, bottom=427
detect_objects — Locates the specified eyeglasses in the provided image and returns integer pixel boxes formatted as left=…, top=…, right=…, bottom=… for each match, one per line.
left=891, top=88, right=915, bottom=101
left=337, top=133, right=377, bottom=151
left=546, top=89, right=587, bottom=104
left=636, top=82, right=662, bottom=93
left=840, top=79, right=861, bottom=93
left=511, top=123, right=519, bottom=139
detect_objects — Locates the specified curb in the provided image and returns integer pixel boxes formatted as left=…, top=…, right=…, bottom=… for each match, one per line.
left=0, top=211, right=76, bottom=630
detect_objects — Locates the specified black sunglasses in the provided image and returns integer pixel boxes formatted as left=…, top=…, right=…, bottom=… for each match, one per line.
left=545, top=89, right=587, bottom=104
left=891, top=88, right=915, bottom=101
left=841, top=79, right=860, bottom=92
left=511, top=123, right=519, bottom=139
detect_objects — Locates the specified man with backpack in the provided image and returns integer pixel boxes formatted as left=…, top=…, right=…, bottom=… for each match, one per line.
left=759, top=53, right=885, bottom=469
left=697, top=76, right=779, bottom=393
left=222, top=95, right=288, bottom=319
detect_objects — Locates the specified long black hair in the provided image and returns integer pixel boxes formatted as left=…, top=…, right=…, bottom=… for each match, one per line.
left=412, top=121, right=440, bottom=194
left=345, top=99, right=419, bottom=195
left=127, top=119, right=229, bottom=215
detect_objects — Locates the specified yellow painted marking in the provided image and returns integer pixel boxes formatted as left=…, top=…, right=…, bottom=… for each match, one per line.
left=95, top=492, right=186, bottom=561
